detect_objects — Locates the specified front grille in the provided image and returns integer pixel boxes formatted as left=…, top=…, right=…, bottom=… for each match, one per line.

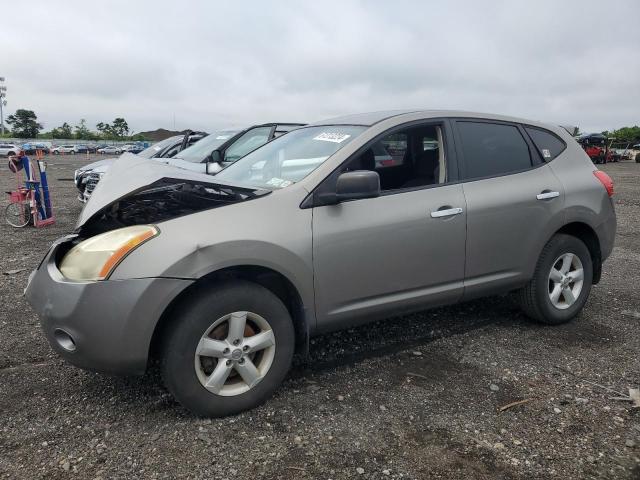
left=84, top=172, right=102, bottom=197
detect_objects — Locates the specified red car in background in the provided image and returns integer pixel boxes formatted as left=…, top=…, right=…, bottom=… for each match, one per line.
left=578, top=133, right=610, bottom=164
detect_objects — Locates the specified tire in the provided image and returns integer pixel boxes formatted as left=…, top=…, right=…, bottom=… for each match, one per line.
left=635, top=153, right=640, bottom=163
left=161, top=280, right=295, bottom=417
left=70, top=150, right=76, bottom=155
left=5, top=201, right=32, bottom=228
left=516, top=234, right=593, bottom=325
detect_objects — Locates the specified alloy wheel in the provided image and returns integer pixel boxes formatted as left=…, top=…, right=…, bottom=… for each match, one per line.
left=194, top=311, right=276, bottom=397
left=548, top=253, right=584, bottom=310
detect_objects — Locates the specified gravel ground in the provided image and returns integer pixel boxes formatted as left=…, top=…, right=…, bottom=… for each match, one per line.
left=0, top=154, right=639, bottom=479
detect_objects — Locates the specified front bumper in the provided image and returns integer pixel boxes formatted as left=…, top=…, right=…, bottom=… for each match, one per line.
left=25, top=236, right=194, bottom=375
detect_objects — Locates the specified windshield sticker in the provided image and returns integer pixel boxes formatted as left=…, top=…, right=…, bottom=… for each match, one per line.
left=313, top=132, right=351, bottom=143
left=266, top=177, right=293, bottom=188
left=542, top=148, right=551, bottom=158
left=216, top=135, right=231, bottom=140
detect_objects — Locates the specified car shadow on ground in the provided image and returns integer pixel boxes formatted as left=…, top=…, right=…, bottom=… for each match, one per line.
left=77, top=294, right=540, bottom=415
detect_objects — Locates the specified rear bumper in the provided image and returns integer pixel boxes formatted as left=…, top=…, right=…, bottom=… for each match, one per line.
left=25, top=236, right=193, bottom=375
left=595, top=204, right=617, bottom=262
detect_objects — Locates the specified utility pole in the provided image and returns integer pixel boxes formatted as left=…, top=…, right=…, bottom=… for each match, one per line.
left=0, top=77, right=6, bottom=136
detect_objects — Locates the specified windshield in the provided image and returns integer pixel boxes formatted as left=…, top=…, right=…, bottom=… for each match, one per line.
left=216, top=125, right=366, bottom=189
left=174, top=130, right=241, bottom=163
left=137, top=136, right=181, bottom=159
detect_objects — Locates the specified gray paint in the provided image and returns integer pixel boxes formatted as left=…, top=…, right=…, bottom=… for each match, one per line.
left=26, top=110, right=616, bottom=375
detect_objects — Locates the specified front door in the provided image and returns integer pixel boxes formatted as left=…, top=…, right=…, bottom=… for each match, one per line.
left=311, top=122, right=467, bottom=332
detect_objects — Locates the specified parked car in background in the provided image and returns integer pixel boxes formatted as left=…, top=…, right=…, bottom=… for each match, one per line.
left=159, top=123, right=305, bottom=174
left=76, top=131, right=208, bottom=201
left=52, top=145, right=81, bottom=155
left=22, top=142, right=51, bottom=155
left=126, top=144, right=146, bottom=154
left=97, top=145, right=122, bottom=155
left=77, top=124, right=303, bottom=201
left=0, top=143, right=21, bottom=156
left=26, top=110, right=616, bottom=417
left=577, top=133, right=609, bottom=164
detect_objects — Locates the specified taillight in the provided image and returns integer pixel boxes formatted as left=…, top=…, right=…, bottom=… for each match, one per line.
left=593, top=170, right=614, bottom=197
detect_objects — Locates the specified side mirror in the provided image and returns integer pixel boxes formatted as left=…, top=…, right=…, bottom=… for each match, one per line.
left=319, top=170, right=380, bottom=205
left=210, top=150, right=222, bottom=163
left=206, top=162, right=222, bottom=175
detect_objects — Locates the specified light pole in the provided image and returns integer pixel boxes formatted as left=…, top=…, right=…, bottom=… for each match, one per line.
left=0, top=77, right=6, bottom=136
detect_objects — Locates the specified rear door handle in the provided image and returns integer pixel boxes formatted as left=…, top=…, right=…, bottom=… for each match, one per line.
left=536, top=191, right=560, bottom=200
left=430, top=207, right=463, bottom=218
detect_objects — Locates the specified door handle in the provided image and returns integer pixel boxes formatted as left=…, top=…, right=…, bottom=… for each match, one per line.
left=536, top=191, right=560, bottom=200
left=430, top=207, right=463, bottom=218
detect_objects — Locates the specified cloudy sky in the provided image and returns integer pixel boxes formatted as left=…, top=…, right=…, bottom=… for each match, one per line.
left=2, top=0, right=639, bottom=134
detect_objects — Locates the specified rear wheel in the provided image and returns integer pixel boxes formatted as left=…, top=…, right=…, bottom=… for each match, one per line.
left=161, top=281, right=295, bottom=417
left=517, top=234, right=593, bottom=325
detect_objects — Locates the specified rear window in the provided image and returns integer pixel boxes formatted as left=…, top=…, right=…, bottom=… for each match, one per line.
left=457, top=121, right=532, bottom=180
left=525, top=126, right=566, bottom=161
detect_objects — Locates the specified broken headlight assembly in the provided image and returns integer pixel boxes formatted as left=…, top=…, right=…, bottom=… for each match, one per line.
left=59, top=225, right=159, bottom=281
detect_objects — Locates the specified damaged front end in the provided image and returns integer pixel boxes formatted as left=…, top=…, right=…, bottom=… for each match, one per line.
left=74, top=155, right=270, bottom=237
left=79, top=178, right=269, bottom=237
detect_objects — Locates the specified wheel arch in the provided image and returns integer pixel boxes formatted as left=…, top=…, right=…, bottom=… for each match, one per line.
left=553, top=222, right=602, bottom=284
left=149, top=265, right=310, bottom=363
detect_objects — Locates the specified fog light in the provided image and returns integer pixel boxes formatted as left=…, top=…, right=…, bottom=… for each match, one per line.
left=53, top=329, right=76, bottom=352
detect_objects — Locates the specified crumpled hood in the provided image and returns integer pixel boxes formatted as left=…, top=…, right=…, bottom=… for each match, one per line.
left=77, top=153, right=268, bottom=231
left=77, top=157, right=117, bottom=172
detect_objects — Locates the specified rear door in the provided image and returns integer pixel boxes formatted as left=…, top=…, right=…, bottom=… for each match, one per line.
left=452, top=119, right=565, bottom=298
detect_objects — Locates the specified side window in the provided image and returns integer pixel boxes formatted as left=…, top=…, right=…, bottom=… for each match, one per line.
left=341, top=124, right=446, bottom=192
left=224, top=126, right=273, bottom=163
left=377, top=133, right=407, bottom=168
left=457, top=121, right=532, bottom=180
left=165, top=145, right=181, bottom=158
left=525, top=126, right=566, bottom=161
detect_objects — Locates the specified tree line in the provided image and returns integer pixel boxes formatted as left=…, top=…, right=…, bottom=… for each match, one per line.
left=3, top=109, right=147, bottom=141
left=3, top=107, right=640, bottom=144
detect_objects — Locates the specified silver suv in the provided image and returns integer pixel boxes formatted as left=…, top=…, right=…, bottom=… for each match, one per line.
left=26, top=110, right=616, bottom=417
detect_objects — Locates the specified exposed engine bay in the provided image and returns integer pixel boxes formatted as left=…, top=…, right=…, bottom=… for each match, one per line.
left=78, top=178, right=269, bottom=236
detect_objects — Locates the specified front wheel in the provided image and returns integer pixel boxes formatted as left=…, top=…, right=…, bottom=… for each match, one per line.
left=161, top=281, right=295, bottom=417
left=516, top=234, right=593, bottom=325
left=5, top=201, right=32, bottom=227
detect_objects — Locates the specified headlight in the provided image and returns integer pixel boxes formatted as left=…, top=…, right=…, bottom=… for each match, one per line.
left=59, top=225, right=159, bottom=281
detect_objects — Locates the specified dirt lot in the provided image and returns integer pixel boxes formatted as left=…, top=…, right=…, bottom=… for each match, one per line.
left=0, top=154, right=638, bottom=479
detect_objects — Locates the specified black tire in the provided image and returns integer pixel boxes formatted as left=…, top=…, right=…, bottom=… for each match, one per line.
left=161, top=280, right=295, bottom=417
left=635, top=153, right=640, bottom=163
left=517, top=234, right=593, bottom=325
left=70, top=150, right=76, bottom=155
left=5, top=201, right=31, bottom=227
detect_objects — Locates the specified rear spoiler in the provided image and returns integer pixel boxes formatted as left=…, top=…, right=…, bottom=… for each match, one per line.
left=559, top=125, right=579, bottom=136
